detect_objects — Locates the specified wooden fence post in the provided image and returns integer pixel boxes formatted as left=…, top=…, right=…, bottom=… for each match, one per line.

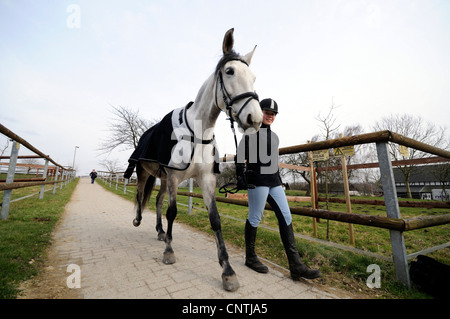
left=1, top=141, right=20, bottom=220
left=339, top=133, right=355, bottom=246
left=308, top=141, right=318, bottom=237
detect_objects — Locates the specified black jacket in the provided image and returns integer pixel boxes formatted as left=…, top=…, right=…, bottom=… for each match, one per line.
left=236, top=124, right=282, bottom=187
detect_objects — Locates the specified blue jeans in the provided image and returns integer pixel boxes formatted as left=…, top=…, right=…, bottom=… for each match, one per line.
left=247, top=185, right=292, bottom=228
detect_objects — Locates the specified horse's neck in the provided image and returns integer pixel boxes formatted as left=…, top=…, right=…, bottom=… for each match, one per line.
left=187, top=74, right=220, bottom=140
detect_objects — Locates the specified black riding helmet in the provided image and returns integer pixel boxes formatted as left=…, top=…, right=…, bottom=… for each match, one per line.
left=260, top=98, right=278, bottom=114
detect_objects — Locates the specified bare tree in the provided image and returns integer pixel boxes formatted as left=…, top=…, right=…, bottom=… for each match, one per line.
left=99, top=158, right=122, bottom=173
left=0, top=138, right=9, bottom=156
left=315, top=99, right=341, bottom=240
left=98, top=105, right=158, bottom=155
left=20, top=158, right=39, bottom=175
left=352, top=142, right=381, bottom=196
left=431, top=163, right=450, bottom=201
left=315, top=99, right=340, bottom=197
left=281, top=152, right=310, bottom=190
left=372, top=113, right=449, bottom=198
left=330, top=124, right=364, bottom=182
left=280, top=134, right=320, bottom=193
left=216, top=163, right=236, bottom=188
left=316, top=99, right=341, bottom=142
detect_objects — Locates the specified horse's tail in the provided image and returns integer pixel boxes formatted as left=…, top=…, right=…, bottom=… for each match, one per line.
left=141, top=174, right=156, bottom=208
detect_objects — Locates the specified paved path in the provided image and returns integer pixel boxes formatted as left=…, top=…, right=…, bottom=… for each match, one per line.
left=24, top=177, right=353, bottom=299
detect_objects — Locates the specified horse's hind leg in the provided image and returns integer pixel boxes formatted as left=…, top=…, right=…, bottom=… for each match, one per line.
left=133, top=165, right=155, bottom=227
left=162, top=177, right=178, bottom=264
left=155, top=179, right=167, bottom=241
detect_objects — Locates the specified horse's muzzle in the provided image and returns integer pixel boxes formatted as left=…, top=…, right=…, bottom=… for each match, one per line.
left=245, top=113, right=262, bottom=133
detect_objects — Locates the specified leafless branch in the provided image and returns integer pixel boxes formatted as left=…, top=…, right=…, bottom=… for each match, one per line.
left=97, top=105, right=158, bottom=155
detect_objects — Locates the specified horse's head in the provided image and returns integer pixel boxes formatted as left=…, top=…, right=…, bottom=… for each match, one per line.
left=215, top=28, right=263, bottom=134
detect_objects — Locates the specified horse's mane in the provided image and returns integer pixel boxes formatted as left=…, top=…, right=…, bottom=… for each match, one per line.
left=215, top=51, right=248, bottom=75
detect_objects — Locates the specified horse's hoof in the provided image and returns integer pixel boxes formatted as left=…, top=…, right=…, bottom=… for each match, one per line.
left=222, top=273, right=240, bottom=292
left=133, top=219, right=141, bottom=227
left=163, top=251, right=176, bottom=264
left=157, top=232, right=166, bottom=241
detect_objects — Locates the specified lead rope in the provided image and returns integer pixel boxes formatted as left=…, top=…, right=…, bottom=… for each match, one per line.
left=218, top=100, right=240, bottom=193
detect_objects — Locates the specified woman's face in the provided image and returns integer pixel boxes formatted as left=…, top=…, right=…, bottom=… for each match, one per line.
left=262, top=110, right=277, bottom=126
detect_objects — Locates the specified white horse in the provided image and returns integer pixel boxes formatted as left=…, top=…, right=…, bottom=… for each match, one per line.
left=125, top=28, right=262, bottom=291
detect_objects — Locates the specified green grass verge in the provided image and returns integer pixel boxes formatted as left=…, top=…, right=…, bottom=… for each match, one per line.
left=0, top=178, right=79, bottom=299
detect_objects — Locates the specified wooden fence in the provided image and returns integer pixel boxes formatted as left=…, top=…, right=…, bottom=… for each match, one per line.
left=101, top=130, right=449, bottom=289
left=0, top=123, right=76, bottom=220
left=267, top=130, right=449, bottom=288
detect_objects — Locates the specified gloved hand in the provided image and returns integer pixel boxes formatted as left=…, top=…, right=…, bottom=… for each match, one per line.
left=236, top=175, right=248, bottom=190
left=235, top=163, right=248, bottom=190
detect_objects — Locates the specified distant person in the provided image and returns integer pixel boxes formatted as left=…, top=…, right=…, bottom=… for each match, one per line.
left=89, top=169, right=97, bottom=184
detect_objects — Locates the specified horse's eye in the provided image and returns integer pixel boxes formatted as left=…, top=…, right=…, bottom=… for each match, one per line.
left=225, top=67, right=234, bottom=75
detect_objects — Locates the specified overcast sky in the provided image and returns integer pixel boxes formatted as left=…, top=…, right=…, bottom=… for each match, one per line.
left=1, top=0, right=449, bottom=176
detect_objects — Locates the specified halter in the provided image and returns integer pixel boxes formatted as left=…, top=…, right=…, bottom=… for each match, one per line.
left=214, top=58, right=259, bottom=150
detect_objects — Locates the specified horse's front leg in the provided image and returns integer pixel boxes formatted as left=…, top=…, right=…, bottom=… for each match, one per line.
left=201, top=176, right=240, bottom=292
left=209, top=200, right=240, bottom=292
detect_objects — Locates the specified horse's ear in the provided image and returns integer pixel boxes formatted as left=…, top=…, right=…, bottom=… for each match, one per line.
left=243, top=45, right=257, bottom=65
left=222, top=28, right=234, bottom=54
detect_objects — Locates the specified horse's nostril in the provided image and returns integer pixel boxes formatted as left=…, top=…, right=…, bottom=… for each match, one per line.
left=246, top=114, right=253, bottom=126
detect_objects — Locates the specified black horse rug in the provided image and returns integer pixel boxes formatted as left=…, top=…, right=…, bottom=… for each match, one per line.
left=124, top=102, right=219, bottom=179
left=410, top=254, right=449, bottom=298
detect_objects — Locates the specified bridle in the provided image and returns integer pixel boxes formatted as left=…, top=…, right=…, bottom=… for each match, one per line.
left=214, top=58, right=259, bottom=150
left=214, top=59, right=260, bottom=195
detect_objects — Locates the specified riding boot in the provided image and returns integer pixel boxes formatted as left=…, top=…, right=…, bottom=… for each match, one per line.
left=279, top=222, right=321, bottom=280
left=245, top=220, right=269, bottom=273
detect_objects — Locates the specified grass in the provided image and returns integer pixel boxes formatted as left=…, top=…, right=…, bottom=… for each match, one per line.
left=98, top=180, right=449, bottom=299
left=0, top=178, right=79, bottom=299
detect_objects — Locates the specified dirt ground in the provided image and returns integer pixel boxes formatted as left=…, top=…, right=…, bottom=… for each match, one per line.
left=18, top=246, right=82, bottom=299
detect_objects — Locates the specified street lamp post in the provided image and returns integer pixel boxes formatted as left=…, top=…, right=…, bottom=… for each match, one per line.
left=72, top=146, right=79, bottom=175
